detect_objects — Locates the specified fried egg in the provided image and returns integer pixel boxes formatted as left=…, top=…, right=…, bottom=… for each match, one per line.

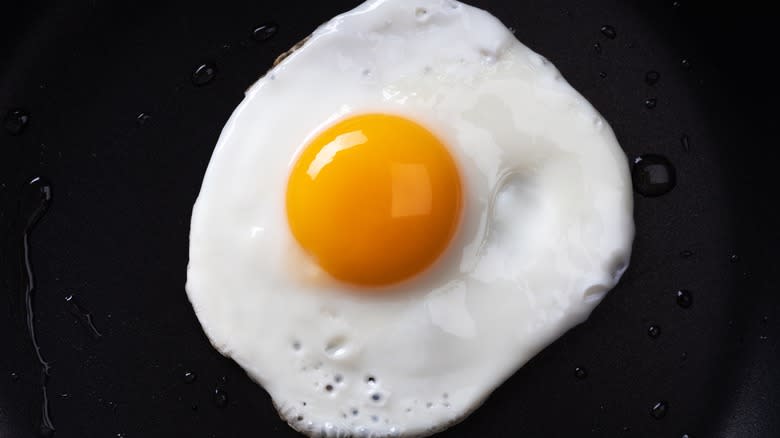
left=186, top=0, right=634, bottom=436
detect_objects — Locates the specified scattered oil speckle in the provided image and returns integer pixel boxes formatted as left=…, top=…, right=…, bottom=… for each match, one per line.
left=600, top=25, right=616, bottom=39
left=650, top=401, right=668, bottom=419
left=645, top=70, right=660, bottom=85
left=252, top=23, right=279, bottom=42
left=676, top=290, right=693, bottom=308
left=4, top=109, right=30, bottom=135
left=214, top=388, right=229, bottom=408
left=136, top=113, right=151, bottom=126
left=632, top=154, right=676, bottom=197
left=681, top=134, right=690, bottom=152
left=192, top=63, right=217, bottom=86
left=648, top=325, right=661, bottom=338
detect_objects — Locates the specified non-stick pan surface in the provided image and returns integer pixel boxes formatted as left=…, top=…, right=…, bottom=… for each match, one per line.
left=1, top=1, right=777, bottom=437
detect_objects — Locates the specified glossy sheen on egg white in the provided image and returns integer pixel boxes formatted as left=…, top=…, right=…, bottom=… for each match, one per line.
left=186, top=0, right=634, bottom=436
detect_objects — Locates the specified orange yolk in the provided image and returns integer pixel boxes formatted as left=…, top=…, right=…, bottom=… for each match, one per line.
left=286, top=113, right=462, bottom=287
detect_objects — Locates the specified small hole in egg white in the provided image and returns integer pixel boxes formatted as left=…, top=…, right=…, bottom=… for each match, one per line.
left=443, top=402, right=450, bottom=408
left=325, top=384, right=334, bottom=392
left=426, top=402, right=433, bottom=408
left=371, top=415, right=379, bottom=423
left=442, top=393, right=449, bottom=399
left=371, top=393, right=382, bottom=402
left=352, top=409, right=359, bottom=416
left=366, top=376, right=376, bottom=384
left=302, top=401, right=307, bottom=406
left=415, top=7, right=428, bottom=17
left=334, top=374, right=343, bottom=383
left=296, top=416, right=304, bottom=422
left=292, top=341, right=301, bottom=351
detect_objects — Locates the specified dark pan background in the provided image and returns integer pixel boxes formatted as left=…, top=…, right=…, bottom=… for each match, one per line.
left=1, top=1, right=777, bottom=437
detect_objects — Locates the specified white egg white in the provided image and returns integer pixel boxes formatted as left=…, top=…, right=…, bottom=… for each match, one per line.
left=186, top=0, right=635, bottom=437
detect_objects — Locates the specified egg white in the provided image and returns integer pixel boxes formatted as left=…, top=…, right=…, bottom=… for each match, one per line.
left=186, top=0, right=634, bottom=437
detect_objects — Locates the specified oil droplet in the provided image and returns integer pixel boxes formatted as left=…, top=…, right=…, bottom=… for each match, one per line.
left=632, top=154, right=676, bottom=197
left=645, top=71, right=660, bottom=85
left=4, top=109, right=30, bottom=135
left=676, top=290, right=692, bottom=308
left=644, top=98, right=657, bottom=109
left=648, top=325, right=661, bottom=338
left=680, top=250, right=693, bottom=258
left=136, top=113, right=151, bottom=126
left=184, top=371, right=197, bottom=384
left=574, top=367, right=587, bottom=379
left=672, top=1, right=681, bottom=8
left=600, top=25, right=616, bottom=39
left=40, top=424, right=55, bottom=437
left=15, top=177, right=56, bottom=435
left=593, top=42, right=602, bottom=53
left=730, top=254, right=740, bottom=263
left=681, top=134, right=690, bottom=152
left=650, top=401, right=668, bottom=419
left=214, top=388, right=229, bottom=407
left=11, top=372, right=19, bottom=381
left=681, top=434, right=691, bottom=438
left=681, top=58, right=692, bottom=70
left=65, top=294, right=102, bottom=338
left=192, top=63, right=217, bottom=86
left=599, top=71, right=607, bottom=79
left=252, top=23, right=278, bottom=42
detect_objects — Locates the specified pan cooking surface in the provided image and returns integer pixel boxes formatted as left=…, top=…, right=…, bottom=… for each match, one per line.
left=1, top=1, right=777, bottom=437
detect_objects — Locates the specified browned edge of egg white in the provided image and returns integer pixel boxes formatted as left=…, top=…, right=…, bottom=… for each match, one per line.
left=274, top=36, right=312, bottom=67
left=244, top=36, right=311, bottom=94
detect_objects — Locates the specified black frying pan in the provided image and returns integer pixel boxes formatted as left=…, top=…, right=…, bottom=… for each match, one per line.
left=1, top=1, right=777, bottom=437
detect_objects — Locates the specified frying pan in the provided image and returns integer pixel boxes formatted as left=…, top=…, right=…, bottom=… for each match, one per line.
left=1, top=0, right=777, bottom=437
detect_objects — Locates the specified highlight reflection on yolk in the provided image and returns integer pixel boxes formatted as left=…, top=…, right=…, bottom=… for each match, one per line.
left=286, top=114, right=462, bottom=287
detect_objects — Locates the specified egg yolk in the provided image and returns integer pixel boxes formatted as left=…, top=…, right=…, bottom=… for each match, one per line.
left=286, top=113, right=462, bottom=287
